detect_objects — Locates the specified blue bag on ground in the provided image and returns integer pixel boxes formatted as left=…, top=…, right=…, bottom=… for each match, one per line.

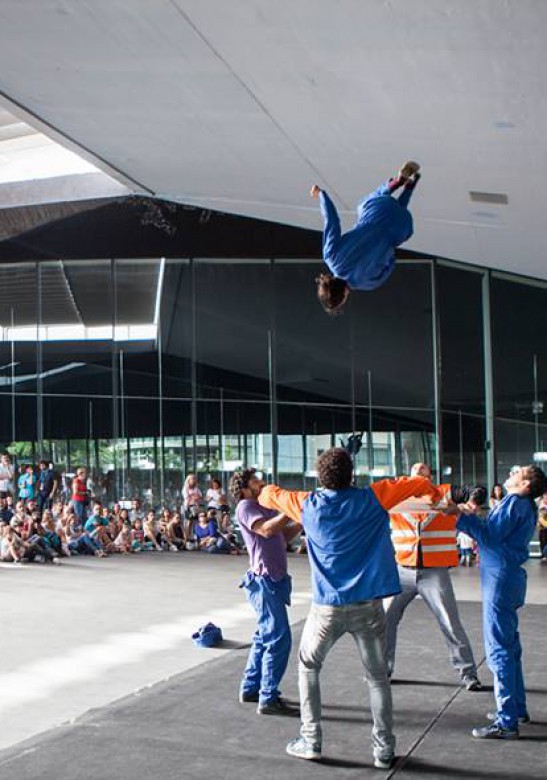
left=192, top=622, right=223, bottom=648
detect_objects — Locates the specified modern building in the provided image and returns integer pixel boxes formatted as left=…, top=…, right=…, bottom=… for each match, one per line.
left=0, top=2, right=546, bottom=501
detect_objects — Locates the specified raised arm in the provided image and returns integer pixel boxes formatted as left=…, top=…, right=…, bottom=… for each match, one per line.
left=456, top=501, right=520, bottom=546
left=372, top=476, right=443, bottom=512
left=258, top=485, right=309, bottom=523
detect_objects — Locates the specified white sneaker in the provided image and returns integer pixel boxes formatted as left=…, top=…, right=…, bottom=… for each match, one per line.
left=52, top=557, right=62, bottom=565
left=374, top=756, right=394, bottom=770
left=169, top=544, right=178, bottom=552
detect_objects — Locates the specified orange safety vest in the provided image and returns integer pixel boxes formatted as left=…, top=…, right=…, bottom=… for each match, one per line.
left=389, top=484, right=458, bottom=568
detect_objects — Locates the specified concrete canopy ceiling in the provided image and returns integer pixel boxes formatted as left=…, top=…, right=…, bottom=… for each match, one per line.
left=0, top=0, right=545, bottom=278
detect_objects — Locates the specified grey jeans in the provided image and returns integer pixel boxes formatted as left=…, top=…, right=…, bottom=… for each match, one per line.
left=298, top=599, right=395, bottom=761
left=384, top=566, right=478, bottom=679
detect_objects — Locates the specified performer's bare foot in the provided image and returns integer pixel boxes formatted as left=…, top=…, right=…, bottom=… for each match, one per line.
left=398, top=161, right=420, bottom=180
left=310, top=184, right=321, bottom=199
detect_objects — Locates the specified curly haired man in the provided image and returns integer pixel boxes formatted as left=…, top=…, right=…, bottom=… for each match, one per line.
left=230, top=468, right=300, bottom=716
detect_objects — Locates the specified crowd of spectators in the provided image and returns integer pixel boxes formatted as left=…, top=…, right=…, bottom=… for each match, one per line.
left=1, top=453, right=546, bottom=566
left=0, top=455, right=243, bottom=565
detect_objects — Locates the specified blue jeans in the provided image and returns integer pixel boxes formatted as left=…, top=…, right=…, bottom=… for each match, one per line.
left=298, top=600, right=394, bottom=761
left=240, top=571, right=292, bottom=705
left=72, top=501, right=87, bottom=523
left=69, top=535, right=100, bottom=555
left=482, top=566, right=527, bottom=730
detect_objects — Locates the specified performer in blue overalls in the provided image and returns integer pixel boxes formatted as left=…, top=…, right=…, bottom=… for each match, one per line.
left=457, top=464, right=546, bottom=739
left=311, top=161, right=420, bottom=314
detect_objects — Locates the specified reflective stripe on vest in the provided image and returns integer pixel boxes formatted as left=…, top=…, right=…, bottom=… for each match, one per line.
left=390, top=484, right=458, bottom=567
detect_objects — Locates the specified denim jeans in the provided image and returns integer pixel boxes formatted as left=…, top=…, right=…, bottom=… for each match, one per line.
left=298, top=599, right=394, bottom=762
left=240, top=571, right=292, bottom=705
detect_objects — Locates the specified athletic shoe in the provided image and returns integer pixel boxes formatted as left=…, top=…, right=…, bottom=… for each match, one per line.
left=472, top=723, right=519, bottom=739
left=399, top=160, right=420, bottom=179
left=374, top=755, right=394, bottom=770
left=238, top=690, right=259, bottom=703
left=52, top=557, right=62, bottom=566
left=487, top=711, right=530, bottom=724
left=462, top=676, right=482, bottom=691
left=286, top=737, right=322, bottom=760
left=257, top=697, right=300, bottom=716
left=169, top=544, right=178, bottom=552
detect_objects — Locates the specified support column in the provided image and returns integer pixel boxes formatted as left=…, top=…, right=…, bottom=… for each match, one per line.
left=431, top=261, right=443, bottom=483
left=482, top=270, right=496, bottom=487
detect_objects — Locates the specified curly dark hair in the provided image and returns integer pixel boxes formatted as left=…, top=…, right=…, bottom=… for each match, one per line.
left=316, top=273, right=349, bottom=315
left=524, top=465, right=546, bottom=499
left=316, top=447, right=353, bottom=490
left=229, top=468, right=256, bottom=504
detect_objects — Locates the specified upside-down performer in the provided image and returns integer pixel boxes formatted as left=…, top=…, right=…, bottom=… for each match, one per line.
left=311, top=161, right=420, bottom=314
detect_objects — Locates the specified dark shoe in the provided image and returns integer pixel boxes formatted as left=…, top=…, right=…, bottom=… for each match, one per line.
left=239, top=690, right=259, bottom=703
left=257, top=697, right=300, bottom=716
left=487, top=711, right=530, bottom=725
left=462, top=676, right=483, bottom=691
left=404, top=172, right=421, bottom=189
left=472, top=723, right=519, bottom=740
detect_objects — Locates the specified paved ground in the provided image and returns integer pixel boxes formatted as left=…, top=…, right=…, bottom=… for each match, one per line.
left=0, top=555, right=546, bottom=778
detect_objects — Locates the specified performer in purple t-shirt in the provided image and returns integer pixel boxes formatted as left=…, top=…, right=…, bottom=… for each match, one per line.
left=230, top=468, right=300, bottom=716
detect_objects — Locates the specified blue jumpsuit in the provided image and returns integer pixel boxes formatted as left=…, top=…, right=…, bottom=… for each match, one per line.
left=319, top=180, right=415, bottom=291
left=457, top=495, right=536, bottom=730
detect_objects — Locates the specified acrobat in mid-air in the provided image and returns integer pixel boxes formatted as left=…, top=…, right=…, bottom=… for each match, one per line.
left=311, top=161, right=421, bottom=314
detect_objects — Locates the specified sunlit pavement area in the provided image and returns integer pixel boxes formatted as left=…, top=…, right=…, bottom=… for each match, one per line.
left=0, top=555, right=546, bottom=779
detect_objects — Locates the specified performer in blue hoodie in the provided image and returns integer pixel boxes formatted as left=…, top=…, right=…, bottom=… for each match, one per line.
left=457, top=464, right=545, bottom=739
left=312, top=161, right=420, bottom=314
left=259, top=447, right=441, bottom=769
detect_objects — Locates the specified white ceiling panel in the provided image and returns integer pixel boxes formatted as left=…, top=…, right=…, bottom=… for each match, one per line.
left=0, top=0, right=545, bottom=276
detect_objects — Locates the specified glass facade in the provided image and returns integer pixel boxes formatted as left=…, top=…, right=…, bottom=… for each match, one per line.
left=1, top=257, right=546, bottom=502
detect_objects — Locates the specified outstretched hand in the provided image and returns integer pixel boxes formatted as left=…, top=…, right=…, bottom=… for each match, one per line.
left=457, top=502, right=476, bottom=516
left=310, top=184, right=321, bottom=199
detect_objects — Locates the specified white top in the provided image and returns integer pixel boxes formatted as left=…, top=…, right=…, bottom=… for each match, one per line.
left=0, top=463, right=14, bottom=492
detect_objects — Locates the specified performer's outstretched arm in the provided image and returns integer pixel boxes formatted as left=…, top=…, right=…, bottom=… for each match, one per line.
left=317, top=190, right=342, bottom=266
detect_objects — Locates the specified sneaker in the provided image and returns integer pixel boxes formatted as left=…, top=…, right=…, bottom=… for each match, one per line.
left=169, top=544, right=178, bottom=552
left=487, top=711, right=530, bottom=725
left=239, top=690, right=259, bottom=704
left=374, top=756, right=394, bottom=770
left=52, top=557, right=62, bottom=566
left=399, top=160, right=420, bottom=179
left=462, top=676, right=483, bottom=691
left=257, top=697, right=300, bottom=716
left=472, top=723, right=519, bottom=740
left=286, top=737, right=321, bottom=761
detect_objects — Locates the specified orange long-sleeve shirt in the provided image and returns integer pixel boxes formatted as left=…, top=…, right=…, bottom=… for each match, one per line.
left=259, top=476, right=443, bottom=521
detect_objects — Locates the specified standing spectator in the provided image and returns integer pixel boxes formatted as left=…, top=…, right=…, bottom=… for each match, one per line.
left=18, top=464, right=36, bottom=501
left=206, top=478, right=229, bottom=512
left=0, top=453, right=14, bottom=497
left=71, top=467, right=89, bottom=523
left=183, top=473, right=203, bottom=538
left=489, top=484, right=505, bottom=509
left=37, top=460, right=58, bottom=513
left=458, top=530, right=475, bottom=566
